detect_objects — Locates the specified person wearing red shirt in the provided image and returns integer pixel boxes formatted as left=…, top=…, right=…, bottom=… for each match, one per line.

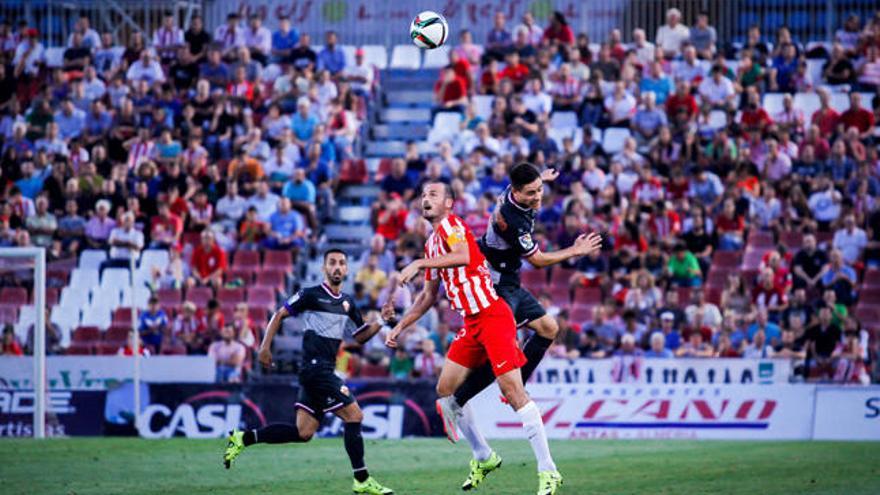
left=190, top=229, right=227, bottom=289
left=648, top=202, right=681, bottom=239
left=150, top=202, right=184, bottom=249
left=479, top=58, right=500, bottom=94
left=810, top=88, right=839, bottom=136
left=715, top=199, right=745, bottom=250
left=449, top=50, right=473, bottom=93
left=838, top=92, right=875, bottom=138
left=752, top=268, right=789, bottom=316
left=499, top=51, right=531, bottom=91
left=542, top=11, right=575, bottom=47
left=799, top=124, right=831, bottom=160
left=615, top=222, right=649, bottom=252
left=664, top=80, right=698, bottom=126
left=1, top=325, right=23, bottom=356
left=375, top=193, right=408, bottom=241
left=433, top=66, right=468, bottom=116
left=739, top=88, right=773, bottom=134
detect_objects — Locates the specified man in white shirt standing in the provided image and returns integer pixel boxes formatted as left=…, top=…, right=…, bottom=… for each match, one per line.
left=13, top=28, right=44, bottom=79
left=514, top=12, right=543, bottom=46
left=152, top=12, right=184, bottom=65
left=655, top=8, right=690, bottom=58
left=245, top=14, right=272, bottom=65
left=832, top=214, right=868, bottom=265
left=126, top=48, right=166, bottom=84
left=82, top=66, right=107, bottom=102
left=632, top=28, right=655, bottom=67
left=105, top=212, right=145, bottom=270
left=67, top=16, right=101, bottom=49
left=215, top=181, right=248, bottom=231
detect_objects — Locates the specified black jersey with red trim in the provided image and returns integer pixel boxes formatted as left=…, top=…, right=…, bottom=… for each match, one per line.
left=283, top=282, right=364, bottom=366
left=478, top=186, right=538, bottom=286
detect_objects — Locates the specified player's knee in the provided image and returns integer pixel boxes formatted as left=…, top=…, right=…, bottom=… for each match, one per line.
left=348, top=409, right=364, bottom=424
left=298, top=426, right=316, bottom=442
left=497, top=380, right=528, bottom=410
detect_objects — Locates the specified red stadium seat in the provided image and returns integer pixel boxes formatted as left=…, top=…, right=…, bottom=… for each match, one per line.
left=747, top=230, right=774, bottom=249
left=112, top=308, right=133, bottom=326
left=573, top=287, right=602, bottom=304
left=47, top=269, right=70, bottom=287
left=520, top=269, right=548, bottom=288
left=0, top=307, right=17, bottom=324
left=374, top=158, right=393, bottom=181
left=263, top=251, right=292, bottom=270
left=779, top=231, right=803, bottom=251
left=247, top=287, right=276, bottom=309
left=0, top=287, right=28, bottom=307
left=705, top=287, right=723, bottom=306
left=104, top=325, right=130, bottom=343
left=677, top=287, right=693, bottom=306
left=255, top=269, right=285, bottom=290
left=227, top=267, right=256, bottom=285
left=548, top=285, right=571, bottom=303
left=66, top=343, right=94, bottom=355
left=233, top=250, right=260, bottom=269
left=218, top=287, right=245, bottom=305
left=72, top=326, right=101, bottom=343
left=46, top=287, right=60, bottom=307
left=859, top=288, right=880, bottom=305
left=248, top=306, right=270, bottom=325
left=706, top=269, right=731, bottom=288
left=96, top=342, right=121, bottom=355
left=569, top=304, right=596, bottom=324
left=854, top=305, right=880, bottom=324
left=550, top=268, right=577, bottom=288
left=339, top=158, right=368, bottom=184
left=185, top=287, right=213, bottom=307
left=220, top=306, right=236, bottom=322
left=161, top=344, right=187, bottom=355
left=863, top=269, right=880, bottom=288
left=712, top=250, right=742, bottom=268
left=359, top=362, right=389, bottom=378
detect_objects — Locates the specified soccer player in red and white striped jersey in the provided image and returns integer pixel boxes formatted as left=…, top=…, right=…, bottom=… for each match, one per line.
left=387, top=181, right=562, bottom=495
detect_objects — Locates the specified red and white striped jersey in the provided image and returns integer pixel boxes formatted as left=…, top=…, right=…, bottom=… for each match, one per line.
left=127, top=140, right=154, bottom=170
left=424, top=214, right=498, bottom=316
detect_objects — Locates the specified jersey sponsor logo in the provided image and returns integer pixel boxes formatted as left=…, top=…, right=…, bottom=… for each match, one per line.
left=518, top=233, right=534, bottom=251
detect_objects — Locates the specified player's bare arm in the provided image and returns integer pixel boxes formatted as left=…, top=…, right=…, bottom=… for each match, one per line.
left=385, top=278, right=440, bottom=348
left=257, top=306, right=289, bottom=367
left=352, top=302, right=398, bottom=344
left=399, top=237, right=470, bottom=283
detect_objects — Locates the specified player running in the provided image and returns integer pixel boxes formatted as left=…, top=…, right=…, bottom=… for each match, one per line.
left=385, top=181, right=563, bottom=495
left=451, top=162, right=602, bottom=490
left=223, top=249, right=396, bottom=495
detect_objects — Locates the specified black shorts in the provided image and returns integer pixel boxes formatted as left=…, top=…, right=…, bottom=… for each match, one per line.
left=496, top=284, right=547, bottom=327
left=294, top=365, right=355, bottom=420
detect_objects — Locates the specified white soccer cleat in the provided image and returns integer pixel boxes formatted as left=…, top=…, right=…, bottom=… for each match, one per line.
left=436, top=397, right=462, bottom=443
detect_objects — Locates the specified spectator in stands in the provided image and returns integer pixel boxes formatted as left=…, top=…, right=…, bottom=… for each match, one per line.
left=484, top=11, right=513, bottom=63
left=655, top=8, right=689, bottom=58
left=343, top=48, right=374, bottom=98
left=1, top=325, right=24, bottom=356
left=412, top=338, right=444, bottom=378
left=803, top=306, right=842, bottom=379
left=543, top=11, right=574, bottom=48
left=823, top=43, right=855, bottom=86
left=375, top=193, right=408, bottom=242
left=209, top=322, right=246, bottom=383
left=25, top=308, right=63, bottom=355
left=126, top=48, right=165, bottom=85
left=641, top=62, right=673, bottom=105
left=139, top=296, right=169, bottom=353
left=244, top=14, right=271, bottom=65
left=265, top=197, right=307, bottom=250
left=190, top=229, right=227, bottom=289
left=103, top=211, right=143, bottom=270
left=149, top=202, right=183, bottom=249
left=389, top=346, right=413, bottom=380
left=153, top=11, right=184, bottom=65
left=689, top=12, right=717, bottom=59
left=833, top=214, right=868, bottom=265
left=839, top=93, right=875, bottom=139
left=674, top=46, right=705, bottom=85
left=317, top=30, right=345, bottom=76
left=84, top=199, right=115, bottom=249
left=808, top=177, right=842, bottom=230
left=611, top=333, right=643, bottom=381
left=24, top=195, right=56, bottom=247
left=770, top=43, right=799, bottom=93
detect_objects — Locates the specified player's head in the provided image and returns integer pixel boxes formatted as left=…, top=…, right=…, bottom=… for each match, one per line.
left=323, top=249, right=348, bottom=285
left=420, top=180, right=454, bottom=221
left=510, top=162, right=543, bottom=209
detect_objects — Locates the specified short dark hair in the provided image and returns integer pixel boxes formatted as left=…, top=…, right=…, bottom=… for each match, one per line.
left=423, top=180, right=455, bottom=200
left=510, top=162, right=541, bottom=190
left=323, top=248, right=347, bottom=261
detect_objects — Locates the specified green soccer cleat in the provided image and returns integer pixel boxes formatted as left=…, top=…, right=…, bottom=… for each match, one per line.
left=461, top=450, right=503, bottom=491
left=537, top=470, right=563, bottom=495
left=223, top=430, right=245, bottom=469
left=352, top=476, right=394, bottom=494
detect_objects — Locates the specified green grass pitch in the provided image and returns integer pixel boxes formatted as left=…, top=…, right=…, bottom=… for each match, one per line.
left=2, top=438, right=879, bottom=494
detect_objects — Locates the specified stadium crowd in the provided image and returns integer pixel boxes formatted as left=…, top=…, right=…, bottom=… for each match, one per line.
left=0, top=8, right=878, bottom=384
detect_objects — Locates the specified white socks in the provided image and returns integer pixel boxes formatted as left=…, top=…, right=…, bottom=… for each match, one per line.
left=459, top=402, right=493, bottom=462
left=516, top=401, right=556, bottom=473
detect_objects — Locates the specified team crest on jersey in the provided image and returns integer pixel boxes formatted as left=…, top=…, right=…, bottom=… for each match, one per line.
left=519, top=233, right=535, bottom=251
left=447, top=225, right=466, bottom=246
left=340, top=385, right=350, bottom=396
left=342, top=300, right=350, bottom=312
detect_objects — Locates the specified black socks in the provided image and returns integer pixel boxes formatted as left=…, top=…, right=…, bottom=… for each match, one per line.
left=453, top=333, right=554, bottom=407
left=344, top=422, right=369, bottom=482
left=243, top=423, right=304, bottom=446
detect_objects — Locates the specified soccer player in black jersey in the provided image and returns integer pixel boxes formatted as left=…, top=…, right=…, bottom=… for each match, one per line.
left=224, top=249, right=396, bottom=495
left=453, top=163, right=602, bottom=491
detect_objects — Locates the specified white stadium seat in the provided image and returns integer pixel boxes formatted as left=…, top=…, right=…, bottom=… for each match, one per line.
left=361, top=45, right=388, bottom=70
left=550, top=111, right=578, bottom=130
left=60, top=285, right=90, bottom=310
left=422, top=45, right=450, bottom=68
left=794, top=92, right=821, bottom=123
left=101, top=268, right=131, bottom=292
left=602, top=128, right=631, bottom=154
left=342, top=45, right=356, bottom=67
left=80, top=303, right=112, bottom=329
left=806, top=59, right=824, bottom=86
left=762, top=93, right=785, bottom=116
left=390, top=45, right=421, bottom=70
left=472, top=95, right=494, bottom=120
left=139, top=249, right=169, bottom=272
left=79, top=249, right=107, bottom=270
left=708, top=110, right=728, bottom=130
left=44, top=47, right=65, bottom=68
left=69, top=268, right=99, bottom=293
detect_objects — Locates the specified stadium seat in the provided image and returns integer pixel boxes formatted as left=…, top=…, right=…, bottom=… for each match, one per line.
left=185, top=287, right=213, bottom=307
left=79, top=249, right=107, bottom=270
left=521, top=269, right=548, bottom=288
left=112, top=308, right=133, bottom=326
left=793, top=92, right=821, bottom=123
left=157, top=288, right=182, bottom=308
left=422, top=45, right=450, bottom=68
left=548, top=285, right=571, bottom=302
left=361, top=45, right=388, bottom=70
left=44, top=47, right=65, bottom=68
left=69, top=268, right=100, bottom=292
left=573, top=287, right=602, bottom=304
left=218, top=288, right=245, bottom=306
left=59, top=286, right=90, bottom=311
left=66, top=344, right=94, bottom=355
left=339, top=158, right=368, bottom=184
left=359, top=362, right=389, bottom=378
left=390, top=45, right=421, bottom=70
left=829, top=92, right=851, bottom=113
left=249, top=306, right=269, bottom=325
left=550, top=111, right=578, bottom=130
left=365, top=140, right=407, bottom=156
left=337, top=206, right=371, bottom=224
left=247, top=286, right=276, bottom=309
left=227, top=267, right=256, bottom=285
left=762, top=93, right=785, bottom=115
left=104, top=325, right=130, bottom=343
left=0, top=287, right=28, bottom=308
left=859, top=288, right=880, bottom=305
left=569, top=304, right=596, bottom=324
left=863, top=269, right=880, bottom=288
left=233, top=250, right=261, bottom=269
left=263, top=251, right=292, bottom=270
left=255, top=270, right=285, bottom=291
left=602, top=128, right=631, bottom=154
left=747, top=230, right=775, bottom=249
left=0, top=307, right=17, bottom=325
left=81, top=304, right=112, bottom=329
left=381, top=107, right=431, bottom=123
left=430, top=112, right=462, bottom=143
left=46, top=287, right=60, bottom=307
left=139, top=249, right=169, bottom=272
left=161, top=344, right=187, bottom=355
left=713, top=250, right=742, bottom=268
left=473, top=95, right=494, bottom=120
left=101, top=268, right=131, bottom=290
left=551, top=268, right=577, bottom=288
left=72, top=326, right=101, bottom=343
left=96, top=342, right=121, bottom=355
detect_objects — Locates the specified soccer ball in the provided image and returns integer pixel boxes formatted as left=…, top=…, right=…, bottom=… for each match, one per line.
left=410, top=11, right=448, bottom=49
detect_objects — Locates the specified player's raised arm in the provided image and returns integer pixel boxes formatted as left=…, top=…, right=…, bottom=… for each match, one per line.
left=526, top=231, right=603, bottom=268
left=385, top=278, right=440, bottom=348
left=399, top=237, right=470, bottom=283
left=351, top=298, right=398, bottom=344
